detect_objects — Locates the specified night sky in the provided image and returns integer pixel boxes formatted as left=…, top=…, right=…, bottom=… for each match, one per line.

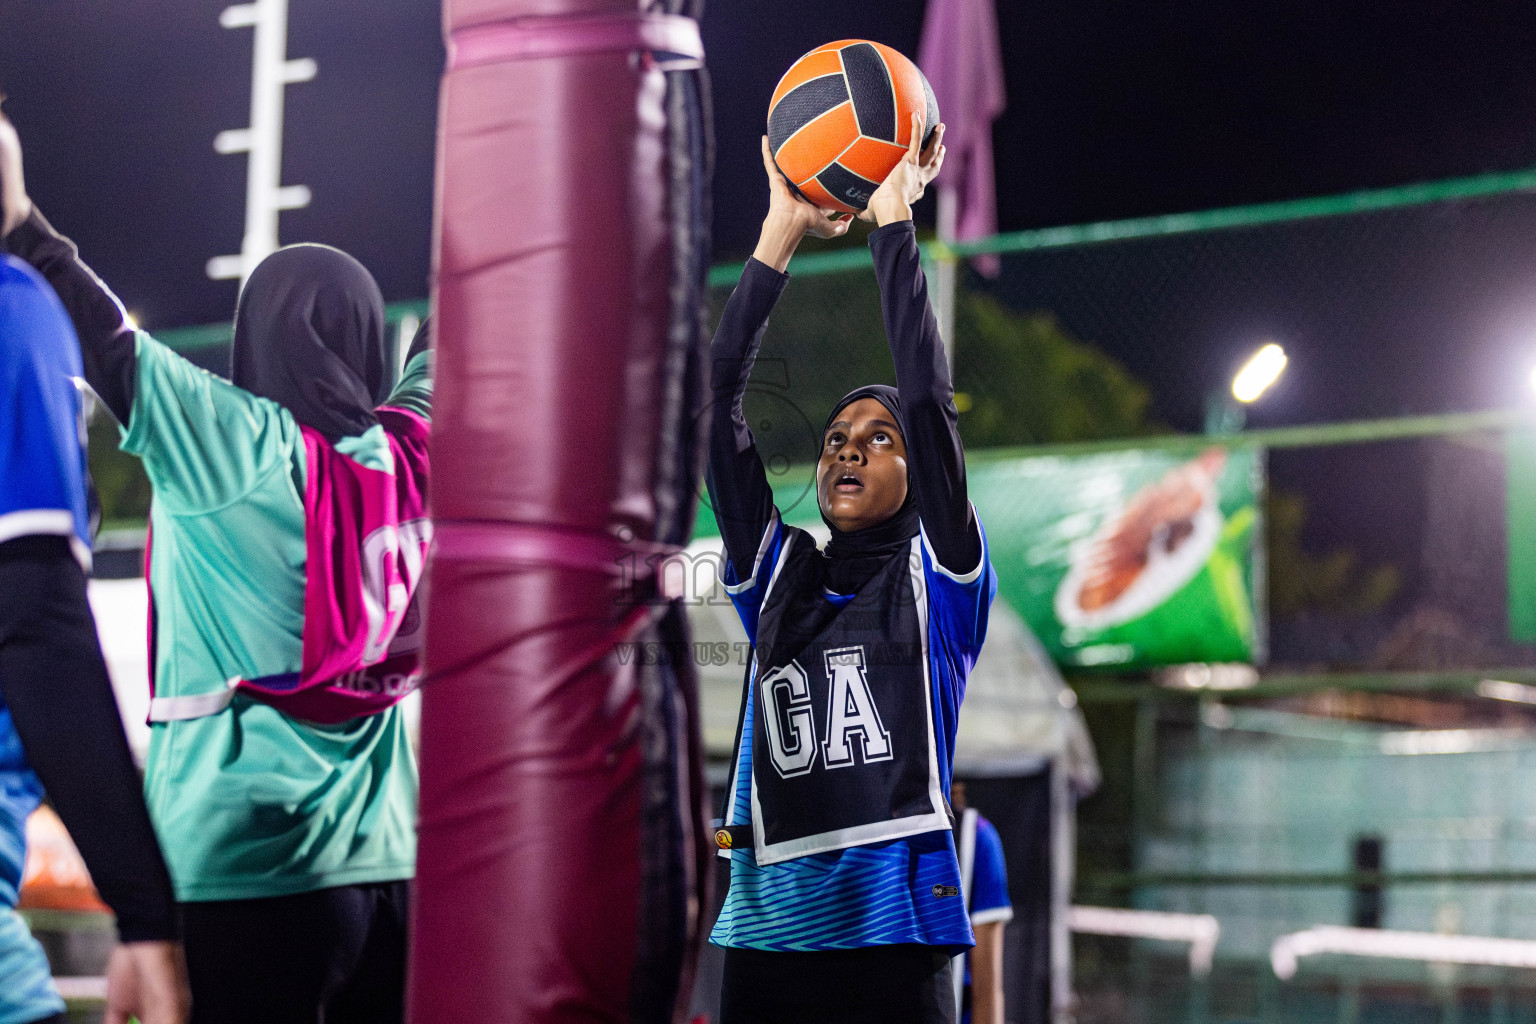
left=7, top=0, right=1536, bottom=433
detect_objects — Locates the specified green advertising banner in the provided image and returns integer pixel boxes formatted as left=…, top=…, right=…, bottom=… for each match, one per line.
left=966, top=446, right=1264, bottom=668
left=694, top=443, right=1265, bottom=669
left=1507, top=427, right=1536, bottom=644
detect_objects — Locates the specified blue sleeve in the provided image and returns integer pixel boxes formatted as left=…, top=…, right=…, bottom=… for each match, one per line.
left=0, top=909, right=64, bottom=1023
left=0, top=257, right=92, bottom=566
left=721, top=513, right=786, bottom=645
left=921, top=510, right=996, bottom=662
left=970, top=817, right=1013, bottom=924
left=921, top=513, right=996, bottom=795
left=0, top=711, right=44, bottom=907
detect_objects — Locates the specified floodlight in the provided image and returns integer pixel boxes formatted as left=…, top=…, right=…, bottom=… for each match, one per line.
left=1231, top=343, right=1287, bottom=403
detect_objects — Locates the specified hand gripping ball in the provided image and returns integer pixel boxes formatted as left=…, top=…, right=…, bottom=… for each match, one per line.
left=767, top=40, right=940, bottom=215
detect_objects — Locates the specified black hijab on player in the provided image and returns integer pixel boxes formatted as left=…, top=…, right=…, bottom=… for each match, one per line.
left=819, top=384, right=920, bottom=595
left=761, top=385, right=919, bottom=671
left=230, top=244, right=389, bottom=441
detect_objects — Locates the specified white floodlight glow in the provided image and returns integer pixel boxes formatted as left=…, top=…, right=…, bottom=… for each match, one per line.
left=52, top=978, right=107, bottom=1001
left=1529, top=365, right=1536, bottom=397
left=1232, top=343, right=1288, bottom=403
left=1158, top=663, right=1260, bottom=691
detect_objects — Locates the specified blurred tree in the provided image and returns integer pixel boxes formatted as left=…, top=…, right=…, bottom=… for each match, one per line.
left=88, top=414, right=149, bottom=526
left=952, top=293, right=1159, bottom=446
left=721, top=271, right=1162, bottom=458
left=1267, top=488, right=1400, bottom=615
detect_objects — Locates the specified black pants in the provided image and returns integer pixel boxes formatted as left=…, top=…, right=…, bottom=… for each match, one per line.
left=182, top=881, right=409, bottom=1024
left=720, top=944, right=955, bottom=1024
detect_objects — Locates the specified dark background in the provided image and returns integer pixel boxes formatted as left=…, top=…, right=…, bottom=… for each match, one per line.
left=9, top=1, right=1536, bottom=645
left=7, top=2, right=1536, bottom=427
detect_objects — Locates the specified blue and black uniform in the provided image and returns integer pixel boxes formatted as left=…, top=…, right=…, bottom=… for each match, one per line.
left=708, top=221, right=997, bottom=1024
left=0, top=254, right=177, bottom=1024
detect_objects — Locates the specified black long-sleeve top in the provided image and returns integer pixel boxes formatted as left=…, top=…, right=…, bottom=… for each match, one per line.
left=4, top=207, right=137, bottom=424
left=0, top=537, right=178, bottom=942
left=706, top=220, right=980, bottom=579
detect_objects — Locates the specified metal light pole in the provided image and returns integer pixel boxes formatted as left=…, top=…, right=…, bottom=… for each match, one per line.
left=933, top=186, right=960, bottom=374
left=1051, top=691, right=1078, bottom=1024
left=207, top=0, right=316, bottom=284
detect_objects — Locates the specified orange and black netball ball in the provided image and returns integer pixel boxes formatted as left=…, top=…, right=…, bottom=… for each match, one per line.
left=767, top=40, right=940, bottom=215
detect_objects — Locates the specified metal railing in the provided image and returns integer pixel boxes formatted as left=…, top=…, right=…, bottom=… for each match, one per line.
left=1271, top=927, right=1536, bottom=982
left=1070, top=906, right=1221, bottom=977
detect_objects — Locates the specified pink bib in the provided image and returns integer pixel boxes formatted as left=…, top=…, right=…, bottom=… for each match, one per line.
left=147, top=407, right=431, bottom=724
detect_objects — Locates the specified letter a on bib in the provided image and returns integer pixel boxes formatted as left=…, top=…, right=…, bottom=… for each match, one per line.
left=822, top=646, right=892, bottom=767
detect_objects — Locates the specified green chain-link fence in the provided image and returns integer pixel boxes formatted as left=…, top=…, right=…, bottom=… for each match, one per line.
left=120, top=167, right=1536, bottom=1022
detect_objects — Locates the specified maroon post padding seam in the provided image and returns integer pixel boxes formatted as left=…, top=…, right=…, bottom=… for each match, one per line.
left=432, top=521, right=680, bottom=578
left=449, top=12, right=703, bottom=70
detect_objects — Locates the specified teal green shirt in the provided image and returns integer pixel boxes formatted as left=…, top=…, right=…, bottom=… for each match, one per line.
left=125, top=334, right=430, bottom=902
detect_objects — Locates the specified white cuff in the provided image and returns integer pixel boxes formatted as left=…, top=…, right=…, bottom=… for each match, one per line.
left=971, top=906, right=1015, bottom=927
left=148, top=678, right=240, bottom=722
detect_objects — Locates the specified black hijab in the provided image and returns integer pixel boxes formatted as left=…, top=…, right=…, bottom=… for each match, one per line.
left=230, top=244, right=389, bottom=440
left=758, top=384, right=922, bottom=672
left=819, top=384, right=920, bottom=595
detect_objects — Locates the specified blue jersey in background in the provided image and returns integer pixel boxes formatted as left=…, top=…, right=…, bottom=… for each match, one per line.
left=0, top=253, right=94, bottom=1024
left=969, top=815, right=1013, bottom=929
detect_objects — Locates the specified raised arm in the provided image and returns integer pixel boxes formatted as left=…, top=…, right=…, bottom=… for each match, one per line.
left=863, top=116, right=980, bottom=573
left=1, top=111, right=136, bottom=423
left=707, top=260, right=786, bottom=573
left=707, top=138, right=852, bottom=576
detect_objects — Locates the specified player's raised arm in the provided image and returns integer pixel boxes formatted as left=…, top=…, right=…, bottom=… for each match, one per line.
left=706, top=138, right=850, bottom=578
left=0, top=253, right=189, bottom=1024
left=863, top=115, right=980, bottom=574
left=0, top=108, right=137, bottom=423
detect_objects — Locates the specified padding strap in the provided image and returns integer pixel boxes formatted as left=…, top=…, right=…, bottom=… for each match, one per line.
left=449, top=13, right=704, bottom=71
left=432, top=521, right=681, bottom=579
